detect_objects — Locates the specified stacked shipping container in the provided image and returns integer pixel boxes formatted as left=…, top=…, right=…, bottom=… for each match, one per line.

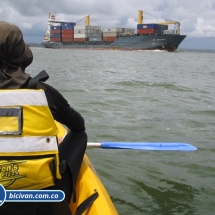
left=50, top=26, right=61, bottom=42
left=89, top=33, right=102, bottom=42
left=120, top=28, right=135, bottom=36
left=89, top=26, right=102, bottom=42
left=49, top=20, right=172, bottom=44
left=103, top=27, right=121, bottom=42
left=74, top=25, right=102, bottom=42
left=74, top=25, right=89, bottom=42
left=62, top=24, right=75, bottom=43
left=102, top=28, right=135, bottom=42
left=137, top=24, right=168, bottom=35
left=49, top=23, right=136, bottom=43
left=50, top=22, right=76, bottom=42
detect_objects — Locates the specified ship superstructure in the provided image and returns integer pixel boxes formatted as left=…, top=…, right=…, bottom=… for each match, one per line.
left=43, top=13, right=68, bottom=42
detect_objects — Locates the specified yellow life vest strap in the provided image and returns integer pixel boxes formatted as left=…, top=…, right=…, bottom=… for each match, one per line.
left=0, top=136, right=58, bottom=156
left=0, top=89, right=48, bottom=106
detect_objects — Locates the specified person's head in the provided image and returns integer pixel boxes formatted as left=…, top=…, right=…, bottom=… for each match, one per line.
left=0, top=21, right=33, bottom=89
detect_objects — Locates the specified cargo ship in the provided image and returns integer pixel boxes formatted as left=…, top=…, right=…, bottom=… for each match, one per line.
left=41, top=10, right=186, bottom=52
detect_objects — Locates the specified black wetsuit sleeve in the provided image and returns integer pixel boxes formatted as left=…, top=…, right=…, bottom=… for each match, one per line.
left=38, top=82, right=85, bottom=132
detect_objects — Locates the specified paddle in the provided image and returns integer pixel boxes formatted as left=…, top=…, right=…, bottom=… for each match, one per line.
left=55, top=121, right=197, bottom=151
left=87, top=142, right=197, bottom=151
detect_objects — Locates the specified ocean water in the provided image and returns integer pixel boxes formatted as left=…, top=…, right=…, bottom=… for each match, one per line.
left=29, top=48, right=215, bottom=215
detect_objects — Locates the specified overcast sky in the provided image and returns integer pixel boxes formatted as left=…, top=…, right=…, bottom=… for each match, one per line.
left=0, top=0, right=215, bottom=44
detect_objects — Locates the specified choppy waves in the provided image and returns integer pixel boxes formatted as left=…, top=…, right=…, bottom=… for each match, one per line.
left=30, top=48, right=215, bottom=215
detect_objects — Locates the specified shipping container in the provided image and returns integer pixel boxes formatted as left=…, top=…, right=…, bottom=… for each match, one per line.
left=129, top=29, right=135, bottom=34
left=61, top=22, right=76, bottom=26
left=89, top=37, right=102, bottom=42
left=50, top=26, right=62, bottom=30
left=121, top=28, right=135, bottom=35
left=50, top=30, right=61, bottom=34
left=74, top=29, right=91, bottom=34
left=74, top=25, right=90, bottom=30
left=74, top=38, right=89, bottom=42
left=62, top=30, right=74, bottom=35
left=103, top=32, right=119, bottom=37
left=62, top=38, right=74, bottom=42
left=50, top=33, right=61, bottom=38
left=89, top=33, right=103, bottom=42
left=121, top=32, right=135, bottom=36
left=137, top=29, right=157, bottom=34
left=159, top=25, right=168, bottom=30
left=74, top=33, right=88, bottom=38
left=88, top=33, right=102, bottom=37
left=74, top=25, right=102, bottom=33
left=62, top=26, right=74, bottom=30
left=90, top=26, right=102, bottom=32
left=163, top=30, right=175, bottom=35
left=103, top=36, right=118, bottom=42
left=62, top=34, right=74, bottom=38
left=50, top=37, right=61, bottom=42
left=103, top=27, right=122, bottom=33
left=137, top=24, right=159, bottom=29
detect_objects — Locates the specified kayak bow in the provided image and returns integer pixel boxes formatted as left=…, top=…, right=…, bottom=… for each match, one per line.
left=56, top=121, right=118, bottom=214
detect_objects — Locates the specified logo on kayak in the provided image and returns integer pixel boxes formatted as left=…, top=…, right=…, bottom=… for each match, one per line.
left=0, top=160, right=26, bottom=187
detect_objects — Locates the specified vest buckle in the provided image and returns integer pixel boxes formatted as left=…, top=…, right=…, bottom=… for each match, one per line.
left=59, top=160, right=67, bottom=174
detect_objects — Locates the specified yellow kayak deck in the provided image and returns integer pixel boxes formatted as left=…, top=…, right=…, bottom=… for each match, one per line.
left=56, top=121, right=118, bottom=214
left=69, top=154, right=118, bottom=215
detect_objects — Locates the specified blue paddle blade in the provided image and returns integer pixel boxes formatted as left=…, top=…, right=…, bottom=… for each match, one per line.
left=100, top=142, right=197, bottom=151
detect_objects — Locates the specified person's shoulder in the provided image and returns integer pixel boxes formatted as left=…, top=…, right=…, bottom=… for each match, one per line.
left=38, top=81, right=65, bottom=99
left=38, top=81, right=58, bottom=92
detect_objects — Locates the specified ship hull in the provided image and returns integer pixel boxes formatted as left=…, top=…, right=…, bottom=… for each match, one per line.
left=42, top=34, right=186, bottom=52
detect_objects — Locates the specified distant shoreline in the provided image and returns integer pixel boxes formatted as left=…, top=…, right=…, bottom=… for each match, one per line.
left=28, top=43, right=215, bottom=53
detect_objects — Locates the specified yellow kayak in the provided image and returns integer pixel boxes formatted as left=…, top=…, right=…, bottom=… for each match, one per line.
left=69, top=154, right=118, bottom=215
left=56, top=121, right=119, bottom=215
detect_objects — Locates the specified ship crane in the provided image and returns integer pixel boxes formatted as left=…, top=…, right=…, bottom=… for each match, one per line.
left=138, top=10, right=181, bottom=35
left=75, top=15, right=90, bottom=25
left=156, top=21, right=180, bottom=34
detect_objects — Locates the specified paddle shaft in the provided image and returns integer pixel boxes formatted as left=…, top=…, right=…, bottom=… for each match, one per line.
left=54, top=121, right=197, bottom=151
left=87, top=142, right=197, bottom=151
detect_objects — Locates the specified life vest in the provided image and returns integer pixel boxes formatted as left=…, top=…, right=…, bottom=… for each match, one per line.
left=0, top=89, right=62, bottom=190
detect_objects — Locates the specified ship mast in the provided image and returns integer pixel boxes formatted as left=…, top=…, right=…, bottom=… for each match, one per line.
left=138, top=10, right=143, bottom=24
